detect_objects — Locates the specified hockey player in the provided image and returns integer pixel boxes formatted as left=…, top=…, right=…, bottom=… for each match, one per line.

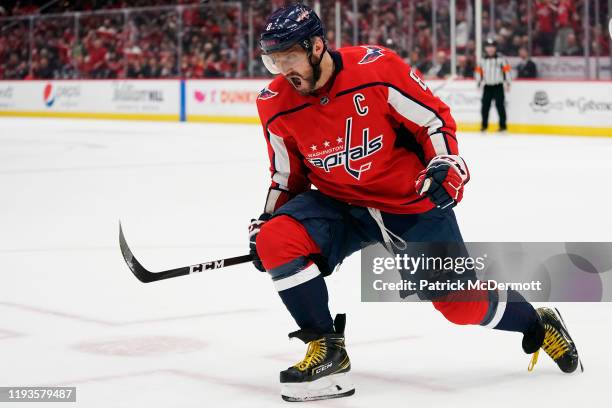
left=249, top=4, right=581, bottom=402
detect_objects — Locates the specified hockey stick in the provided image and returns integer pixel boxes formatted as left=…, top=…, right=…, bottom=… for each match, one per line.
left=119, top=222, right=253, bottom=283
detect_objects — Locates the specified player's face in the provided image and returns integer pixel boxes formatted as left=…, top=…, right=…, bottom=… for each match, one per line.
left=485, top=45, right=496, bottom=56
left=267, top=45, right=315, bottom=95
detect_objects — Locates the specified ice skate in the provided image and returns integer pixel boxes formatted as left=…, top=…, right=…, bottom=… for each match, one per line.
left=280, top=314, right=354, bottom=402
left=525, top=307, right=583, bottom=373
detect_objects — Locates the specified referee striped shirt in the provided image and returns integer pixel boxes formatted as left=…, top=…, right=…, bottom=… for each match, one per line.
left=475, top=53, right=511, bottom=86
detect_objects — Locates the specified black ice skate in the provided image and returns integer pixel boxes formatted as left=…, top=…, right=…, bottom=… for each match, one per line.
left=280, top=314, right=354, bottom=402
left=524, top=307, right=583, bottom=373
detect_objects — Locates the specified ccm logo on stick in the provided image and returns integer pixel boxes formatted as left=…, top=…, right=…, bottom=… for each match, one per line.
left=190, top=260, right=224, bottom=273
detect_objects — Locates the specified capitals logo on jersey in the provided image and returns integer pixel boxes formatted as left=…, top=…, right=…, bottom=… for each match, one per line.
left=307, top=117, right=383, bottom=180
left=358, top=46, right=384, bottom=65
left=258, top=87, right=278, bottom=100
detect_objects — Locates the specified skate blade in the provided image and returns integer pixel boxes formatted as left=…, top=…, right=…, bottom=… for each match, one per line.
left=281, top=372, right=355, bottom=402
left=554, top=308, right=584, bottom=373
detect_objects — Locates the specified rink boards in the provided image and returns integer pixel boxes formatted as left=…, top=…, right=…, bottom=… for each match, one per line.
left=1, top=78, right=611, bottom=136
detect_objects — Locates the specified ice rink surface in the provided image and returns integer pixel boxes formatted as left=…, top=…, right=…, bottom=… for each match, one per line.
left=1, top=117, right=611, bottom=407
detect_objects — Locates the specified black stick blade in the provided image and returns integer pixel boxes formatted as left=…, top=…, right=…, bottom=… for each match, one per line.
left=119, top=221, right=158, bottom=283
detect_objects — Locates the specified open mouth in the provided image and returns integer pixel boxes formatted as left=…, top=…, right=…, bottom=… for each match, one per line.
left=288, top=76, right=302, bottom=87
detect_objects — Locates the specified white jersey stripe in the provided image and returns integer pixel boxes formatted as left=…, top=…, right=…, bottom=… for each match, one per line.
left=429, top=133, right=449, bottom=156
left=264, top=188, right=283, bottom=214
left=483, top=289, right=508, bottom=329
left=273, top=263, right=321, bottom=292
left=269, top=131, right=290, bottom=188
left=387, top=87, right=444, bottom=136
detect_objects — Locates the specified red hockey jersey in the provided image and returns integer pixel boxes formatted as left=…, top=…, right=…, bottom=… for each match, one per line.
left=256, top=45, right=459, bottom=215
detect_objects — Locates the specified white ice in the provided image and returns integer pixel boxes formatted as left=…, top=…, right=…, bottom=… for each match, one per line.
left=1, top=117, right=611, bottom=408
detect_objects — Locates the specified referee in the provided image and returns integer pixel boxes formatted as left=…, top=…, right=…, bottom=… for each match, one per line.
left=475, top=38, right=511, bottom=133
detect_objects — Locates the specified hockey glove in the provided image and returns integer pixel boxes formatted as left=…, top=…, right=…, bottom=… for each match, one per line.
left=248, top=213, right=272, bottom=272
left=415, top=155, right=470, bottom=209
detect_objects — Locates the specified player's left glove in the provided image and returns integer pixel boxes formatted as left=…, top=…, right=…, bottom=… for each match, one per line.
left=415, top=155, right=470, bottom=209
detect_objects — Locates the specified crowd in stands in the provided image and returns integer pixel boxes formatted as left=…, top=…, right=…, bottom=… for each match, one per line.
left=0, top=0, right=242, bottom=79
left=0, top=0, right=610, bottom=80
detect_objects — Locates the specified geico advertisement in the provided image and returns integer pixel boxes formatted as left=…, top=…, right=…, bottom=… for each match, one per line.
left=187, top=80, right=268, bottom=117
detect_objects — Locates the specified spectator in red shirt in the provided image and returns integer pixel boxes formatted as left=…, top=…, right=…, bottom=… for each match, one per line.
left=534, top=0, right=555, bottom=55
left=85, top=36, right=108, bottom=78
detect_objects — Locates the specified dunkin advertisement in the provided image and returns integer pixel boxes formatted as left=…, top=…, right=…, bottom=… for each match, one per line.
left=186, top=79, right=268, bottom=122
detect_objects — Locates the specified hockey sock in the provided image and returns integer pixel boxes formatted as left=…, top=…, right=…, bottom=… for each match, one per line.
left=490, top=289, right=540, bottom=334
left=256, top=215, right=333, bottom=333
left=278, top=272, right=334, bottom=334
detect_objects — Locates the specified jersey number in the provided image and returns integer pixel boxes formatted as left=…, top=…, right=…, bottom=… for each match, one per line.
left=409, top=69, right=428, bottom=91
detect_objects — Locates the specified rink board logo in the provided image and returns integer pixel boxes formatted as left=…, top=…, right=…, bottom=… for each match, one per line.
left=112, top=82, right=163, bottom=103
left=358, top=46, right=384, bottom=65
left=0, top=86, right=14, bottom=108
left=43, top=84, right=55, bottom=107
left=194, top=89, right=260, bottom=104
left=530, top=90, right=612, bottom=114
left=530, top=90, right=562, bottom=113
left=43, top=83, right=80, bottom=108
left=0, top=86, right=13, bottom=99
left=194, top=90, right=207, bottom=102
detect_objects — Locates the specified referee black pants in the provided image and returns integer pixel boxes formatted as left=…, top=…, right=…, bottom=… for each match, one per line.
left=481, top=84, right=506, bottom=131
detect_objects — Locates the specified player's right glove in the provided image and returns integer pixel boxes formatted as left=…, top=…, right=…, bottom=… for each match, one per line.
left=415, top=155, right=470, bottom=209
left=248, top=213, right=272, bottom=272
